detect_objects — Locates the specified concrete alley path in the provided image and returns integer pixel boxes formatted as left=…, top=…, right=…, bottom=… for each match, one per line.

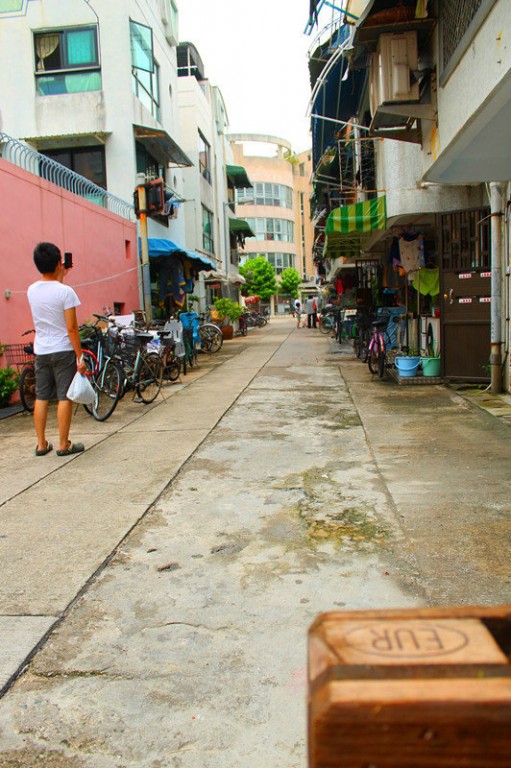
left=0, top=317, right=510, bottom=768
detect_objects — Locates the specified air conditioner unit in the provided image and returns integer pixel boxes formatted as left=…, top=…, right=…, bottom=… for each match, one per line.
left=369, top=32, right=419, bottom=117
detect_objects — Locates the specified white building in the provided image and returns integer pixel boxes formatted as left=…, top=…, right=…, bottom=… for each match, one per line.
left=0, top=0, right=226, bottom=318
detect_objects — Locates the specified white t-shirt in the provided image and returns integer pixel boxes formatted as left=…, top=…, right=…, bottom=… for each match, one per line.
left=27, top=280, right=81, bottom=355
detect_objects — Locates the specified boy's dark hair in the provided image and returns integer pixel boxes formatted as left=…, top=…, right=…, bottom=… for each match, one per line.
left=33, top=242, right=61, bottom=274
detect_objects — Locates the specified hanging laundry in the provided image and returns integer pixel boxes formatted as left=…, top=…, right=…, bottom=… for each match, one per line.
left=399, top=236, right=423, bottom=274
left=412, top=267, right=439, bottom=296
left=389, top=236, right=401, bottom=267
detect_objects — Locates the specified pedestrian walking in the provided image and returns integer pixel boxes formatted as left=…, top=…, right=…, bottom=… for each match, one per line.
left=306, top=297, right=318, bottom=328
left=27, top=242, right=87, bottom=457
left=295, top=301, right=303, bottom=328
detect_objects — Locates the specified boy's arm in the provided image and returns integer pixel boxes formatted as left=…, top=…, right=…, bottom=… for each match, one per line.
left=64, top=307, right=87, bottom=374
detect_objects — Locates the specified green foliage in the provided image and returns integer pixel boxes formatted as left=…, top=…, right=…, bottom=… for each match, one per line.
left=279, top=267, right=301, bottom=298
left=213, top=297, right=244, bottom=323
left=238, top=256, right=278, bottom=302
left=0, top=366, right=19, bottom=407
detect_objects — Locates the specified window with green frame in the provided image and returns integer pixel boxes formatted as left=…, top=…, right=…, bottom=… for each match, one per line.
left=198, top=132, right=211, bottom=184
left=34, top=26, right=101, bottom=95
left=133, top=60, right=160, bottom=119
left=130, top=19, right=154, bottom=73
left=130, top=19, right=159, bottom=117
left=202, top=205, right=214, bottom=253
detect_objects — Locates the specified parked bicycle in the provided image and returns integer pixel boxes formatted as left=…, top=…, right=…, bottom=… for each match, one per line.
left=196, top=312, right=223, bottom=353
left=367, top=313, right=401, bottom=378
left=94, top=315, right=163, bottom=404
left=11, top=329, right=99, bottom=415
left=80, top=318, right=124, bottom=421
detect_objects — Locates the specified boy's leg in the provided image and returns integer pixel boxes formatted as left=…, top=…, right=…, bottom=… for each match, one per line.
left=54, top=351, right=79, bottom=452
left=57, top=399, right=73, bottom=452
left=34, top=400, right=50, bottom=451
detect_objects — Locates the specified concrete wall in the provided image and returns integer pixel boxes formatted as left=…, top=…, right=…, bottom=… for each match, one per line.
left=0, top=159, right=138, bottom=347
left=422, top=0, right=511, bottom=174
left=378, top=139, right=485, bottom=218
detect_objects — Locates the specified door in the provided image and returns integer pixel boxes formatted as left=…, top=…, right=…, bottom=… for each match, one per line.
left=440, top=208, right=491, bottom=381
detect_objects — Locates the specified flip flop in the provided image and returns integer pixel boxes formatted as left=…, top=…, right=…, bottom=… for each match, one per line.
left=35, top=442, right=53, bottom=456
left=56, top=442, right=85, bottom=456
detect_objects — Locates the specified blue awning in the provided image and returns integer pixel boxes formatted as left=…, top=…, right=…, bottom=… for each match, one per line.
left=145, top=238, right=216, bottom=271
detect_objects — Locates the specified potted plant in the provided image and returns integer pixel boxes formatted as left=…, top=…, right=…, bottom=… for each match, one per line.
left=394, top=346, right=421, bottom=378
left=0, top=366, right=19, bottom=408
left=213, top=298, right=243, bottom=340
left=421, top=342, right=441, bottom=377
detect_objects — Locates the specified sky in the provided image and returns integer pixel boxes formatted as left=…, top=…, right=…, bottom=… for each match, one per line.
left=177, top=0, right=315, bottom=153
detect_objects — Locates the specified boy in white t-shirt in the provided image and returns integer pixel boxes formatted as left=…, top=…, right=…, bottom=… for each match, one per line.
left=27, top=242, right=87, bottom=457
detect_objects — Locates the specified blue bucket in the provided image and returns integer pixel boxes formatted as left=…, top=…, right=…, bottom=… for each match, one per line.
left=395, top=356, right=420, bottom=377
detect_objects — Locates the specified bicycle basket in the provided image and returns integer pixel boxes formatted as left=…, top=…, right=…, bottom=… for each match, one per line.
left=4, top=343, right=34, bottom=368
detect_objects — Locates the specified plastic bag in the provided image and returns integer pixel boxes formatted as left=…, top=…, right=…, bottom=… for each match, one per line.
left=66, top=372, right=96, bottom=405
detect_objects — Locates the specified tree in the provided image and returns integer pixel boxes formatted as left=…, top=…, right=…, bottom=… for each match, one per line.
left=279, top=267, right=301, bottom=298
left=238, top=256, right=278, bottom=302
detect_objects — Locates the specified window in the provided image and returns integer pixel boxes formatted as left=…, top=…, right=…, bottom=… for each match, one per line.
left=246, top=217, right=294, bottom=242
left=202, top=206, right=214, bottom=253
left=198, top=132, right=211, bottom=184
left=41, top=146, right=106, bottom=188
left=240, top=252, right=295, bottom=275
left=439, top=0, right=497, bottom=83
left=130, top=19, right=159, bottom=117
left=130, top=19, right=154, bottom=73
left=34, top=26, right=101, bottom=95
left=135, top=141, right=164, bottom=181
left=133, top=60, right=160, bottom=119
left=236, top=181, right=292, bottom=208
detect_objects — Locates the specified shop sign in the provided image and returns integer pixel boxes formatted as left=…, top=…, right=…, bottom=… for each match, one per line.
left=479, top=297, right=491, bottom=303
left=481, top=272, right=491, bottom=278
left=458, top=273, right=472, bottom=279
left=459, top=298, right=472, bottom=304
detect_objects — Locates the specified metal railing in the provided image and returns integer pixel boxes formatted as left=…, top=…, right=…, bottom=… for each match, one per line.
left=0, top=131, right=135, bottom=221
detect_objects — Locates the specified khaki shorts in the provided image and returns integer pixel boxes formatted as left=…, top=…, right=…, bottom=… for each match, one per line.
left=35, top=351, right=76, bottom=401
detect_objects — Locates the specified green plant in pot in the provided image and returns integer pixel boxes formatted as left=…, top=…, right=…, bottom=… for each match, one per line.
left=421, top=342, right=441, bottom=377
left=0, top=366, right=19, bottom=407
left=213, top=298, right=243, bottom=339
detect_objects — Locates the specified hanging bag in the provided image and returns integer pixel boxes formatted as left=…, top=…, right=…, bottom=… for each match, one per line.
left=66, top=372, right=96, bottom=405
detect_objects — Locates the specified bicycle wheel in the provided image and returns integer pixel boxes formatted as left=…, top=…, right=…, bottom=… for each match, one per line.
left=136, top=353, right=163, bottom=404
left=240, top=319, right=248, bottom=336
left=198, top=324, right=223, bottom=353
left=378, top=349, right=386, bottom=379
left=19, top=365, right=36, bottom=412
left=84, top=360, right=122, bottom=421
left=319, top=316, right=333, bottom=335
left=161, top=348, right=181, bottom=382
left=359, top=331, right=370, bottom=363
left=368, top=339, right=381, bottom=374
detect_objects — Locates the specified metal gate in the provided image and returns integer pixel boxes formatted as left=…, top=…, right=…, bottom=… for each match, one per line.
left=440, top=208, right=491, bottom=381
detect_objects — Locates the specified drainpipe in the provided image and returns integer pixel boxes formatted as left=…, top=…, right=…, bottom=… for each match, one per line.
left=490, top=182, right=504, bottom=394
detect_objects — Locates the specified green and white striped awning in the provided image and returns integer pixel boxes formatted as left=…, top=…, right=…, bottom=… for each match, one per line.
left=324, top=196, right=386, bottom=260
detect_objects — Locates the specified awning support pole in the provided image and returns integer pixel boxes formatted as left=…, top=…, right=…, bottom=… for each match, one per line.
left=490, top=182, right=504, bottom=394
left=137, top=184, right=153, bottom=324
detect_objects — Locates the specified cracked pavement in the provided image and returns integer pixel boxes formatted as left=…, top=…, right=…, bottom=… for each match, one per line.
left=0, top=318, right=510, bottom=767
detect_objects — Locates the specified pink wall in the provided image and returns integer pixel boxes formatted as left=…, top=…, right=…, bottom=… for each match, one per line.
left=0, top=159, right=139, bottom=350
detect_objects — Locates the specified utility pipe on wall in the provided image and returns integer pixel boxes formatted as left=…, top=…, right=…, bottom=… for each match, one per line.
left=489, top=182, right=504, bottom=394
